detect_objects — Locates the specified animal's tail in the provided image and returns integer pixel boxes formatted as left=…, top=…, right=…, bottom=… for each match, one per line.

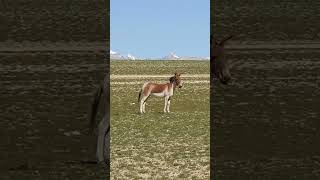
left=138, top=89, right=142, bottom=103
left=90, top=85, right=103, bottom=133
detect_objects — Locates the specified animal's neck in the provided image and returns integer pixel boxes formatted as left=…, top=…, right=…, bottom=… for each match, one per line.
left=170, top=82, right=177, bottom=90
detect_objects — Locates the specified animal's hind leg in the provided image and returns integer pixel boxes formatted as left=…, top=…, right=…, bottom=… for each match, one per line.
left=142, top=101, right=146, bottom=113
left=142, top=95, right=150, bottom=113
left=96, top=116, right=109, bottom=163
left=140, top=95, right=148, bottom=114
left=139, top=96, right=144, bottom=114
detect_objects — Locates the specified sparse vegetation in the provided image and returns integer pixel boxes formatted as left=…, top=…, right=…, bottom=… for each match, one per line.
left=111, top=60, right=210, bottom=179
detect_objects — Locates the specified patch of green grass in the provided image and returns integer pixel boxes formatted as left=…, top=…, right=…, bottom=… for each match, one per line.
left=111, top=60, right=210, bottom=179
left=111, top=60, right=209, bottom=75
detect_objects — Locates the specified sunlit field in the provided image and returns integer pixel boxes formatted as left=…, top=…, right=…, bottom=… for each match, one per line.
left=111, top=60, right=210, bottom=179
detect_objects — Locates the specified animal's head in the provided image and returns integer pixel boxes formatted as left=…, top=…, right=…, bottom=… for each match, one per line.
left=169, top=73, right=183, bottom=88
left=211, top=35, right=233, bottom=85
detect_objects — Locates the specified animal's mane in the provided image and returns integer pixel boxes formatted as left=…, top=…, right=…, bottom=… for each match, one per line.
left=169, top=76, right=175, bottom=83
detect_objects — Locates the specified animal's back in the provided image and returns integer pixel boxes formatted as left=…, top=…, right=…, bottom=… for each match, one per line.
left=141, top=82, right=168, bottom=97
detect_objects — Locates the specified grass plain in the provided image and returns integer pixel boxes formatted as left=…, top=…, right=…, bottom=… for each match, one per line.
left=110, top=60, right=210, bottom=179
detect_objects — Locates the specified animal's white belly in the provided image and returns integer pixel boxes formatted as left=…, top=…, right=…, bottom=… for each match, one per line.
left=152, top=92, right=165, bottom=97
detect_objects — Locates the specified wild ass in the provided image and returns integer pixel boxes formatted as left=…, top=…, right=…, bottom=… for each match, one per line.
left=90, top=76, right=109, bottom=164
left=211, top=34, right=233, bottom=85
left=138, top=73, right=183, bottom=114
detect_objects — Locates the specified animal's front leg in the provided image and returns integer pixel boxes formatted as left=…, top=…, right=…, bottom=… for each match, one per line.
left=164, top=96, right=168, bottom=113
left=167, top=97, right=171, bottom=113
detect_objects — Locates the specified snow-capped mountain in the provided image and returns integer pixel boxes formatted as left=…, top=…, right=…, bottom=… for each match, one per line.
left=110, top=49, right=209, bottom=60
left=127, top=54, right=136, bottom=60
left=177, top=56, right=210, bottom=60
left=162, top=52, right=181, bottom=60
left=110, top=50, right=136, bottom=60
left=110, top=50, right=117, bottom=55
left=162, top=52, right=209, bottom=60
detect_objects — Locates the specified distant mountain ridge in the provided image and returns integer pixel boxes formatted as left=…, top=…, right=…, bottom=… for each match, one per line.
left=110, top=50, right=136, bottom=60
left=110, top=50, right=209, bottom=60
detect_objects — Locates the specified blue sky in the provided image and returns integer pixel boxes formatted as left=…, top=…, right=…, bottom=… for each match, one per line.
left=110, top=0, right=209, bottom=58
